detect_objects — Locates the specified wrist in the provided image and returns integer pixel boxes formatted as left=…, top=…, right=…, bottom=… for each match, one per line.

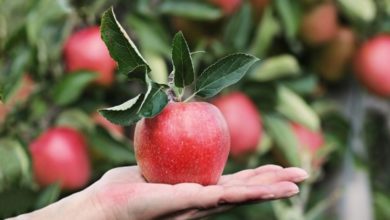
left=7, top=188, right=108, bottom=220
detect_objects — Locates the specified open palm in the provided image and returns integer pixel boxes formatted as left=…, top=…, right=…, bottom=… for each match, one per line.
left=89, top=165, right=308, bottom=220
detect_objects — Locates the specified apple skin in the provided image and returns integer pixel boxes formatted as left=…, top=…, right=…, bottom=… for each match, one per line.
left=92, top=112, right=124, bottom=139
left=291, top=123, right=324, bottom=168
left=291, top=123, right=324, bottom=155
left=300, top=2, right=338, bottom=46
left=354, top=35, right=390, bottom=97
left=63, top=26, right=116, bottom=87
left=134, top=101, right=230, bottom=185
left=315, top=27, right=356, bottom=82
left=30, top=127, right=91, bottom=190
left=212, top=92, right=262, bottom=158
left=210, top=0, right=242, bottom=15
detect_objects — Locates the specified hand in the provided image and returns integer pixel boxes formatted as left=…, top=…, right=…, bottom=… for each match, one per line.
left=10, top=165, right=308, bottom=220
left=89, top=165, right=308, bottom=220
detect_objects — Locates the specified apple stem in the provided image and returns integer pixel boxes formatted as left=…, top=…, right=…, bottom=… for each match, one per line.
left=183, top=93, right=197, bottom=102
left=167, top=70, right=179, bottom=101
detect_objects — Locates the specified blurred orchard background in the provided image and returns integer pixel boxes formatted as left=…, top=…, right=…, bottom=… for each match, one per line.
left=1, top=0, right=390, bottom=219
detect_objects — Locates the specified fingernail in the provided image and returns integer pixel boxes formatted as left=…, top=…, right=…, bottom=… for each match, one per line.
left=293, top=173, right=309, bottom=182
left=287, top=188, right=300, bottom=197
left=262, top=194, right=275, bottom=199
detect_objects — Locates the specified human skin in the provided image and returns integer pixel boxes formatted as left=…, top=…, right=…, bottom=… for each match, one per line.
left=8, top=165, right=308, bottom=220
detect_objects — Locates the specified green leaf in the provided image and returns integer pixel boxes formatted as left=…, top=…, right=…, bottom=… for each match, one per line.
left=99, top=77, right=168, bottom=125
left=35, top=183, right=61, bottom=209
left=264, top=115, right=301, bottom=167
left=1, top=49, right=31, bottom=102
left=223, top=2, right=252, bottom=50
left=100, top=7, right=150, bottom=80
left=127, top=15, right=171, bottom=58
left=99, top=94, right=144, bottom=126
left=249, top=7, right=280, bottom=57
left=249, top=54, right=301, bottom=82
left=55, top=109, right=95, bottom=132
left=337, top=0, right=376, bottom=23
left=274, top=0, right=302, bottom=40
left=144, top=51, right=168, bottom=84
left=26, top=0, right=71, bottom=46
left=52, top=71, right=97, bottom=106
left=276, top=85, right=320, bottom=131
left=194, top=53, right=259, bottom=98
left=159, top=1, right=222, bottom=20
left=282, top=74, right=318, bottom=95
left=88, top=127, right=136, bottom=164
left=172, top=31, right=194, bottom=88
left=139, top=78, right=169, bottom=118
left=0, top=139, right=30, bottom=192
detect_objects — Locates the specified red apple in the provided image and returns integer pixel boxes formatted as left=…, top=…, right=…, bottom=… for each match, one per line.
left=315, top=27, right=356, bottom=81
left=210, top=0, right=242, bottom=15
left=300, top=2, right=338, bottom=46
left=30, top=127, right=91, bottom=190
left=134, top=101, right=230, bottom=185
left=92, top=112, right=124, bottom=139
left=354, top=35, right=390, bottom=96
left=291, top=123, right=324, bottom=167
left=63, top=26, right=116, bottom=87
left=212, top=92, right=262, bottom=158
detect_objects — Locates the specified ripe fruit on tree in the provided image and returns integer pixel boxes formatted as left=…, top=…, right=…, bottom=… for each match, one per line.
left=354, top=35, right=390, bottom=97
left=92, top=112, right=124, bottom=139
left=63, top=26, right=116, bottom=87
left=29, top=127, right=91, bottom=190
left=210, top=0, right=242, bottom=15
left=134, top=102, right=230, bottom=185
left=300, top=2, right=338, bottom=46
left=291, top=123, right=324, bottom=167
left=314, top=27, right=356, bottom=82
left=212, top=92, right=262, bottom=158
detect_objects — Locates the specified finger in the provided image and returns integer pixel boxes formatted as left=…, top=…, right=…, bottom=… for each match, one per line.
left=245, top=167, right=308, bottom=185
left=218, top=165, right=283, bottom=185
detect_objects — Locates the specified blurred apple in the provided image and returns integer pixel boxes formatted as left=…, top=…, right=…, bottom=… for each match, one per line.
left=63, top=26, right=116, bottom=87
left=210, top=0, right=242, bottom=15
left=92, top=112, right=124, bottom=139
left=291, top=122, right=324, bottom=168
left=212, top=92, right=262, bottom=158
left=314, top=27, right=356, bottom=81
left=30, top=127, right=91, bottom=190
left=300, top=2, right=338, bottom=46
left=354, top=35, right=390, bottom=97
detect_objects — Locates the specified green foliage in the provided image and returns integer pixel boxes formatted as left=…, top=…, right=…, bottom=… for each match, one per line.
left=172, top=32, right=195, bottom=88
left=101, top=7, right=151, bottom=80
left=0, top=139, right=31, bottom=191
left=249, top=54, right=301, bottom=82
left=52, top=71, right=97, bottom=106
left=158, top=1, right=222, bottom=20
left=195, top=54, right=259, bottom=98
